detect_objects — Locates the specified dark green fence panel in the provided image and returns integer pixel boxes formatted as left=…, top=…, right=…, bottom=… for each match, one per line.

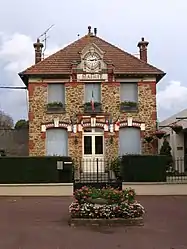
left=0, top=156, right=73, bottom=183
left=121, top=155, right=167, bottom=182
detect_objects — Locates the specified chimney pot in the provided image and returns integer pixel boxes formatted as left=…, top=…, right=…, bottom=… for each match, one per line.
left=94, top=28, right=97, bottom=36
left=33, top=38, right=44, bottom=64
left=88, top=26, right=92, bottom=34
left=137, top=37, right=149, bottom=62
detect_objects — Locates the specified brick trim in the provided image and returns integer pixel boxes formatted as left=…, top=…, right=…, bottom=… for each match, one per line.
left=102, top=82, right=120, bottom=87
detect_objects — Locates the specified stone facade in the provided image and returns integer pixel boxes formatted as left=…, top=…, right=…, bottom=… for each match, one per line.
left=28, top=78, right=157, bottom=159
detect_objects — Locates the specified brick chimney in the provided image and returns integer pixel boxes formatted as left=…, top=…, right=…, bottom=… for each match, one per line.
left=137, top=37, right=149, bottom=62
left=33, top=38, right=44, bottom=64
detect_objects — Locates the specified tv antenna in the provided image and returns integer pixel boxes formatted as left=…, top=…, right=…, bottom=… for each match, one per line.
left=38, top=24, right=55, bottom=59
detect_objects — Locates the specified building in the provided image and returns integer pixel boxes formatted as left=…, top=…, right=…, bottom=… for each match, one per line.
left=19, top=26, right=165, bottom=168
left=159, top=109, right=187, bottom=172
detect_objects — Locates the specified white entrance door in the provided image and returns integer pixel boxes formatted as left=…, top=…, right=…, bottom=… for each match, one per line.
left=83, top=128, right=105, bottom=172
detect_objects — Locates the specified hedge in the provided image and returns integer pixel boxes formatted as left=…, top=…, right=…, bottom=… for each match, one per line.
left=120, top=155, right=167, bottom=182
left=0, top=156, right=73, bottom=183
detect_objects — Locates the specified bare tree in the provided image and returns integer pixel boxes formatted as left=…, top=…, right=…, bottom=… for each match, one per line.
left=0, top=110, right=14, bottom=129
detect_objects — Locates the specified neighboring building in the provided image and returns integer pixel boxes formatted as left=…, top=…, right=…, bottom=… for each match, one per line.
left=19, top=26, right=165, bottom=166
left=159, top=109, right=187, bottom=159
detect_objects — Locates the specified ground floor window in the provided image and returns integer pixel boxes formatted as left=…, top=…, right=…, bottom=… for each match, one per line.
left=46, top=128, right=68, bottom=156
left=119, top=127, right=141, bottom=155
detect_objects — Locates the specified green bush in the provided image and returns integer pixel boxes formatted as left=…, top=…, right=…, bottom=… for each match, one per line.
left=121, top=155, right=167, bottom=182
left=0, top=156, right=73, bottom=183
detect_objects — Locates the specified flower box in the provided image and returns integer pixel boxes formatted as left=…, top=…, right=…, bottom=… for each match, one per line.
left=46, top=102, right=65, bottom=112
left=155, top=130, right=166, bottom=139
left=120, top=101, right=138, bottom=112
left=84, top=102, right=102, bottom=113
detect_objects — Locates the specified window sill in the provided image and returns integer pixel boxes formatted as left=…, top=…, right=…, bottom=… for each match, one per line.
left=120, top=107, right=138, bottom=113
left=46, top=108, right=66, bottom=114
left=84, top=109, right=103, bottom=114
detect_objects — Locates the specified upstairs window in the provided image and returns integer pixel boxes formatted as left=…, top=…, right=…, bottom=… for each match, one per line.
left=120, top=83, right=138, bottom=111
left=84, top=83, right=101, bottom=112
left=84, top=83, right=101, bottom=103
left=47, top=84, right=65, bottom=111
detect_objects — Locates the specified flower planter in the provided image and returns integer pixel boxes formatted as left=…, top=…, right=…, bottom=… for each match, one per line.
left=84, top=103, right=102, bottom=113
left=46, top=102, right=65, bottom=113
left=171, top=125, right=183, bottom=134
left=155, top=130, right=166, bottom=139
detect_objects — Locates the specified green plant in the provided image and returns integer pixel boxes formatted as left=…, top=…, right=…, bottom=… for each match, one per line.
left=0, top=149, right=6, bottom=156
left=110, top=157, right=121, bottom=177
left=14, top=119, right=29, bottom=129
left=47, top=101, right=63, bottom=108
left=70, top=187, right=143, bottom=219
left=73, top=186, right=136, bottom=205
left=84, top=102, right=101, bottom=107
left=159, top=138, right=173, bottom=170
left=121, top=101, right=137, bottom=107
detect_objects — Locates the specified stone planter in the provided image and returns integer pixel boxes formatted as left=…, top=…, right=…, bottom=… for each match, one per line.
left=87, top=198, right=108, bottom=205
left=69, top=217, right=144, bottom=227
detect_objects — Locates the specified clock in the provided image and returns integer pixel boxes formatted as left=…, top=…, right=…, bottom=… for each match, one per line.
left=84, top=52, right=100, bottom=71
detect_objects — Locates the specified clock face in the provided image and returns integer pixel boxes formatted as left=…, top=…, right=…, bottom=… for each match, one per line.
left=85, top=52, right=100, bottom=70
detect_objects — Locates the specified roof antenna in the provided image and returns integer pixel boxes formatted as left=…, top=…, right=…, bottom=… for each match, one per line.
left=38, top=24, right=55, bottom=59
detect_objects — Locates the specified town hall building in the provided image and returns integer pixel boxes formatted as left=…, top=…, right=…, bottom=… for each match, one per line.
left=19, top=26, right=165, bottom=171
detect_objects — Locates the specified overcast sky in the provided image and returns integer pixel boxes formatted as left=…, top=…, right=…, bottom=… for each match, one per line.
left=0, top=0, right=186, bottom=123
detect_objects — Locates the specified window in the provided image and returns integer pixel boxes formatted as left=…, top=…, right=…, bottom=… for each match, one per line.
left=120, top=83, right=138, bottom=103
left=48, top=84, right=65, bottom=104
left=84, top=83, right=101, bottom=103
left=119, top=127, right=141, bottom=155
left=46, top=129, right=68, bottom=156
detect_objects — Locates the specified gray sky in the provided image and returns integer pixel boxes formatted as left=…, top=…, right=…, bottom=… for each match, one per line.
left=0, top=0, right=186, bottom=123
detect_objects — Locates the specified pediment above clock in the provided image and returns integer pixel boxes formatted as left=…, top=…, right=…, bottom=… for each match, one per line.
left=80, top=43, right=105, bottom=59
left=77, top=43, right=107, bottom=73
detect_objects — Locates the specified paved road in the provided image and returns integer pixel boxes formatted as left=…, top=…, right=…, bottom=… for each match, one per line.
left=0, top=196, right=187, bottom=249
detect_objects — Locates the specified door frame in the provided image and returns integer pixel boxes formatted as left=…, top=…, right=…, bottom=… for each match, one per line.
left=82, top=128, right=104, bottom=159
left=82, top=128, right=105, bottom=172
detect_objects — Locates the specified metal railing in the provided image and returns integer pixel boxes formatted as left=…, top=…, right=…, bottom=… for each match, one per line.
left=72, top=157, right=187, bottom=185
left=73, top=158, right=120, bottom=182
left=166, top=157, right=187, bottom=182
